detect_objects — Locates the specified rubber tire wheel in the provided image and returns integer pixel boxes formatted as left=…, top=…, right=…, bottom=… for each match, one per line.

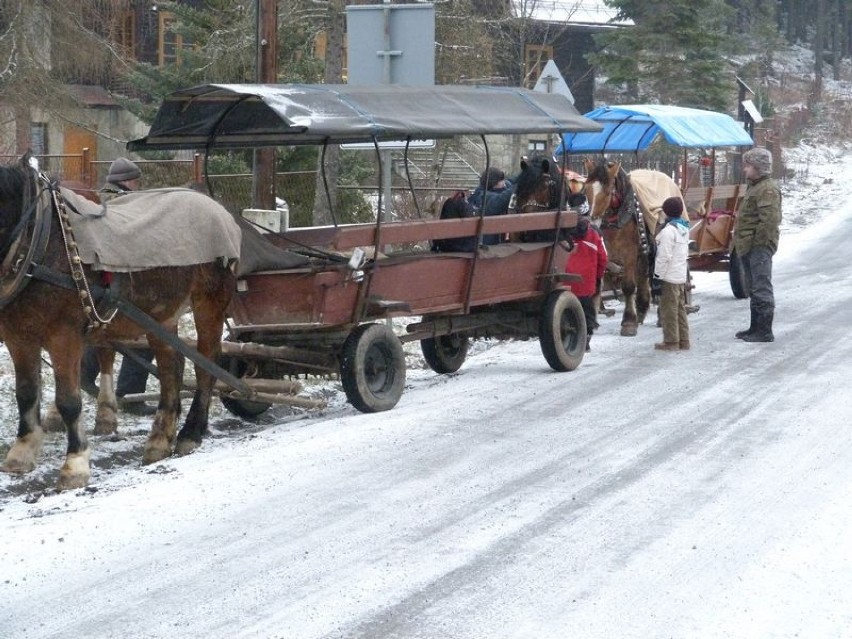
left=539, top=290, right=586, bottom=372
left=340, top=323, right=406, bottom=413
left=421, top=334, right=469, bottom=374
left=729, top=248, right=750, bottom=299
left=217, top=355, right=272, bottom=419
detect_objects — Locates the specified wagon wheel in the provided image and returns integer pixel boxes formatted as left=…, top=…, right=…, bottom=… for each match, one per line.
left=729, top=248, right=750, bottom=299
left=421, top=334, right=469, bottom=374
left=217, top=355, right=272, bottom=419
left=340, top=323, right=406, bottom=413
left=538, top=290, right=586, bottom=372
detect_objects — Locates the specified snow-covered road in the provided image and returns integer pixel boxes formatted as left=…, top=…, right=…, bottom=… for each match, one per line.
left=2, top=149, right=852, bottom=638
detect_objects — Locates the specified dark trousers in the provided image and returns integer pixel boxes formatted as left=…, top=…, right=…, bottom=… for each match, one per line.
left=578, top=296, right=597, bottom=336
left=80, top=346, right=154, bottom=396
left=743, top=247, right=775, bottom=316
left=116, top=349, right=154, bottom=397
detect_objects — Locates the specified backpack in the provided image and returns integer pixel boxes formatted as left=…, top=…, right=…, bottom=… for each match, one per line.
left=432, top=191, right=477, bottom=253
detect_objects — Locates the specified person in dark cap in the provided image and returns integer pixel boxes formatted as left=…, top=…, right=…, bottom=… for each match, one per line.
left=468, top=166, right=513, bottom=245
left=653, top=196, right=690, bottom=351
left=80, top=156, right=156, bottom=414
left=101, top=157, right=142, bottom=200
left=734, top=146, right=781, bottom=343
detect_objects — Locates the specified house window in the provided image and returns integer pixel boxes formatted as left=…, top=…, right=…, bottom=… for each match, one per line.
left=528, top=139, right=547, bottom=154
left=30, top=123, right=48, bottom=155
left=158, top=11, right=188, bottom=66
left=524, top=44, right=553, bottom=88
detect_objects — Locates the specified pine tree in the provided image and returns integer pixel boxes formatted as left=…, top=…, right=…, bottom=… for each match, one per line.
left=591, top=0, right=736, bottom=111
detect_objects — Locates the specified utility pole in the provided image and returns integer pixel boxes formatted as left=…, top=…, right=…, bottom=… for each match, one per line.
left=253, top=0, right=278, bottom=210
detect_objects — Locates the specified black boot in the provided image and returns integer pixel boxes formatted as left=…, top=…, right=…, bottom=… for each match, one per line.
left=742, top=310, right=774, bottom=343
left=735, top=308, right=757, bottom=339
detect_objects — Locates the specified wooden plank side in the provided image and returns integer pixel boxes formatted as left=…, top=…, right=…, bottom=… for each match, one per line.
left=272, top=210, right=579, bottom=251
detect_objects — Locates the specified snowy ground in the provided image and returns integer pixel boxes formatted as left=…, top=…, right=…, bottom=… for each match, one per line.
left=1, top=141, right=851, bottom=638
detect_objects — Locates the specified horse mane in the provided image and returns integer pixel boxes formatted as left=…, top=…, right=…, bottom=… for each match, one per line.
left=0, top=164, right=36, bottom=231
left=0, top=164, right=28, bottom=198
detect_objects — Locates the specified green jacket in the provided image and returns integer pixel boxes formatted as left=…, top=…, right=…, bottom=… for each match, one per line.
left=734, top=175, right=782, bottom=256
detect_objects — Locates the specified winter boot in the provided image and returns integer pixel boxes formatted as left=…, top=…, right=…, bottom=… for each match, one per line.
left=654, top=342, right=680, bottom=351
left=735, top=309, right=758, bottom=339
left=742, top=310, right=774, bottom=343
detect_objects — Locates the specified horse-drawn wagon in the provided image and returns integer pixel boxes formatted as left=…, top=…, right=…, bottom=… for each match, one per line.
left=558, top=104, right=755, bottom=302
left=126, top=83, right=605, bottom=416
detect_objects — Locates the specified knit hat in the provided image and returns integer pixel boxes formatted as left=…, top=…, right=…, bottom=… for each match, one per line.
left=106, top=157, right=141, bottom=185
left=662, top=196, right=684, bottom=218
left=481, top=167, right=505, bottom=189
left=742, top=147, right=772, bottom=177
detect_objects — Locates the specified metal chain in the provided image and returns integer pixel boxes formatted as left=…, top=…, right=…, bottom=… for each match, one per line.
left=632, top=192, right=651, bottom=257
left=48, top=183, right=118, bottom=330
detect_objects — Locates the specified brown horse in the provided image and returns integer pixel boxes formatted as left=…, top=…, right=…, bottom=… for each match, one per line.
left=0, top=160, right=239, bottom=490
left=583, top=159, right=653, bottom=336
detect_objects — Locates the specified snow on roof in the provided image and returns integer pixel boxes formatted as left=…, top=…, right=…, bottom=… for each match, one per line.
left=513, top=0, right=632, bottom=26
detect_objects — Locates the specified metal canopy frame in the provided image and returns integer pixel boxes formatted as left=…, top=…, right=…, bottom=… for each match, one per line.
left=128, top=83, right=603, bottom=151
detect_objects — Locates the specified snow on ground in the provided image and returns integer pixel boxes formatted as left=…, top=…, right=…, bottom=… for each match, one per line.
left=0, top=137, right=851, bottom=637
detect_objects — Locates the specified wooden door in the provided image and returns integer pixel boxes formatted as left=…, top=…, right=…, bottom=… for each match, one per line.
left=63, top=126, right=97, bottom=185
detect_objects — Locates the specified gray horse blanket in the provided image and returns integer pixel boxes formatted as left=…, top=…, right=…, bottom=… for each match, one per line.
left=61, top=187, right=242, bottom=273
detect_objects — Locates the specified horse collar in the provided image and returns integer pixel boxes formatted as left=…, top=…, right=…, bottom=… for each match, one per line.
left=50, top=185, right=118, bottom=330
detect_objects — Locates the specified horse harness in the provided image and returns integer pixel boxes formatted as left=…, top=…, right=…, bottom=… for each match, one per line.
left=598, top=178, right=652, bottom=259
left=3, top=173, right=119, bottom=330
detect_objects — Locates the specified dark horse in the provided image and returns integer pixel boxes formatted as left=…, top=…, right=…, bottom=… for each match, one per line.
left=583, top=159, right=650, bottom=336
left=0, top=160, right=238, bottom=490
left=513, top=155, right=563, bottom=218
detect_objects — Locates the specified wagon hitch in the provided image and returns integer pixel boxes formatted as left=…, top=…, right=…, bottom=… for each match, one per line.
left=112, top=297, right=253, bottom=396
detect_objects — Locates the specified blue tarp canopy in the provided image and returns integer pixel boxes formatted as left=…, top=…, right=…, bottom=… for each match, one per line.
left=556, top=104, right=754, bottom=154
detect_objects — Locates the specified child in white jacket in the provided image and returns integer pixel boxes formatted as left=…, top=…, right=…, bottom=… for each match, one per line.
left=654, top=197, right=691, bottom=351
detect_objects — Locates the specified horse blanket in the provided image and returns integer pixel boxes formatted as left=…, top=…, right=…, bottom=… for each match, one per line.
left=629, top=169, right=688, bottom=236
left=61, top=187, right=242, bottom=272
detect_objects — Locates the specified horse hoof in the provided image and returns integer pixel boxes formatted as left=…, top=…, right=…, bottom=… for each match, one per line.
left=43, top=406, right=65, bottom=433
left=174, top=439, right=200, bottom=457
left=1, top=457, right=36, bottom=475
left=620, top=325, right=638, bottom=337
left=2, top=436, right=43, bottom=474
left=57, top=467, right=91, bottom=491
left=142, top=440, right=173, bottom=465
left=94, top=409, right=119, bottom=436
left=57, top=451, right=91, bottom=491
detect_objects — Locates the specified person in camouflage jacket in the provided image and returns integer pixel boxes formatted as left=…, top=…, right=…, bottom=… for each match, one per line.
left=734, top=147, right=782, bottom=342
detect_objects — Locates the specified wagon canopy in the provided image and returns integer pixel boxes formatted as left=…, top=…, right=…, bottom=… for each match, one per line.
left=556, top=104, right=754, bottom=154
left=128, top=84, right=603, bottom=151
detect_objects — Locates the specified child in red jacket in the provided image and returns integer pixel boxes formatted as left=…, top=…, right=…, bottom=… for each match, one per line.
left=565, top=193, right=608, bottom=351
